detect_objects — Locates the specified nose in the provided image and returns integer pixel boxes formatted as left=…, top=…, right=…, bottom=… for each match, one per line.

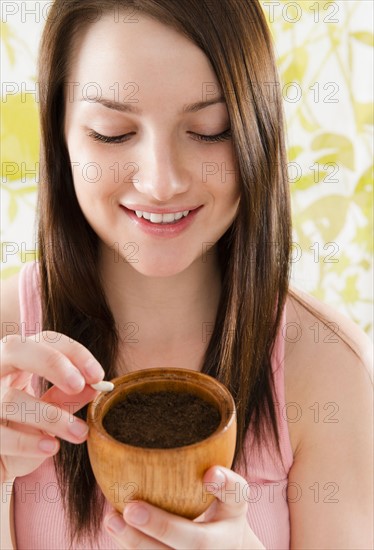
left=132, top=134, right=190, bottom=202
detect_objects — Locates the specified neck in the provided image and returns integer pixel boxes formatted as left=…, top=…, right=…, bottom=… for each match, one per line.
left=99, top=245, right=222, bottom=373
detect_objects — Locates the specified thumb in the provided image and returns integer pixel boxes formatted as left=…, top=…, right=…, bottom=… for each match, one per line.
left=202, top=466, right=248, bottom=521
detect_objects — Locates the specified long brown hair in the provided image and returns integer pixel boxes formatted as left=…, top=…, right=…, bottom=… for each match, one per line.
left=37, top=0, right=292, bottom=544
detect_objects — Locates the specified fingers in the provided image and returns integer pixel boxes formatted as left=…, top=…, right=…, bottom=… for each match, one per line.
left=0, top=373, right=97, bottom=481
left=103, top=468, right=253, bottom=550
left=121, top=502, right=203, bottom=550
left=105, top=512, right=171, bottom=550
left=0, top=332, right=104, bottom=481
left=1, top=388, right=89, bottom=444
left=1, top=332, right=105, bottom=394
left=40, top=383, right=98, bottom=412
left=107, top=501, right=243, bottom=550
left=0, top=423, right=59, bottom=458
left=115, top=468, right=249, bottom=549
left=202, top=466, right=248, bottom=521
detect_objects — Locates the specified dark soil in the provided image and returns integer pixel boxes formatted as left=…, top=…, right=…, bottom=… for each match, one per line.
left=103, top=390, right=221, bottom=448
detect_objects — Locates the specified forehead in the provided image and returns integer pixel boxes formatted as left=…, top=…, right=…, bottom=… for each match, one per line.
left=67, top=13, right=221, bottom=103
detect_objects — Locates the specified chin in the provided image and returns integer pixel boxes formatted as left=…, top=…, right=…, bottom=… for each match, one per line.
left=129, top=259, right=192, bottom=278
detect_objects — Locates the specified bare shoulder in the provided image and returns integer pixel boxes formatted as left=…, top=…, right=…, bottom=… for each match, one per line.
left=283, top=285, right=373, bottom=452
left=285, top=285, right=372, bottom=370
left=283, top=287, right=373, bottom=547
left=0, top=273, right=21, bottom=338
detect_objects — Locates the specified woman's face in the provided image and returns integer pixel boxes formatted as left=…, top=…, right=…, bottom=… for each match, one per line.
left=65, top=13, right=240, bottom=277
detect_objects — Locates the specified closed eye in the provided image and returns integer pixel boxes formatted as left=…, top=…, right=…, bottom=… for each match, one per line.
left=189, top=129, right=232, bottom=143
left=87, top=128, right=232, bottom=144
left=87, top=130, right=133, bottom=144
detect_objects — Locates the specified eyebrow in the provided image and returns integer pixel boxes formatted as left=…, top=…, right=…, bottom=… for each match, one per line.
left=81, top=96, right=226, bottom=114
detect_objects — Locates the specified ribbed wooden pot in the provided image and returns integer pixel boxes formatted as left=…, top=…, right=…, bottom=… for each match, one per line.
left=87, top=368, right=237, bottom=518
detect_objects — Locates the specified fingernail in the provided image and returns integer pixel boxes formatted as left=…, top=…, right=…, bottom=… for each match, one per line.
left=66, top=371, right=85, bottom=391
left=124, top=504, right=149, bottom=525
left=215, top=467, right=226, bottom=484
left=106, top=514, right=126, bottom=534
left=38, top=439, right=58, bottom=454
left=84, top=359, right=105, bottom=380
left=68, top=420, right=89, bottom=439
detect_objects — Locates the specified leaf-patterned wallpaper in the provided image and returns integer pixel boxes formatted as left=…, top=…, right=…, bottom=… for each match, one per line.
left=1, top=1, right=373, bottom=338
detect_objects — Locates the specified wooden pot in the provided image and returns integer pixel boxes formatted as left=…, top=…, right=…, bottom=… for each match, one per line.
left=87, top=368, right=237, bottom=518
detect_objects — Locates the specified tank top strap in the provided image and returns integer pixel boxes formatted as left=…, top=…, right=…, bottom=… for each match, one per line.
left=271, top=303, right=294, bottom=473
left=18, top=261, right=42, bottom=336
left=18, top=261, right=42, bottom=397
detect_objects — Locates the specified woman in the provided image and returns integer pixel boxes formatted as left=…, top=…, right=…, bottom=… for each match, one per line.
left=1, top=0, right=372, bottom=548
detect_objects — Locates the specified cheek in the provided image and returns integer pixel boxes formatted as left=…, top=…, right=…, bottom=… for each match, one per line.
left=68, top=145, right=125, bottom=204
left=202, top=150, right=240, bottom=208
left=71, top=171, right=106, bottom=214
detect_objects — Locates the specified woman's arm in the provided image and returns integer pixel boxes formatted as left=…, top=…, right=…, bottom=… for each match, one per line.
left=285, top=290, right=373, bottom=549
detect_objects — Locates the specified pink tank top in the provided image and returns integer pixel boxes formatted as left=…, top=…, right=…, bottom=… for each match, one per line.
left=13, top=262, right=294, bottom=549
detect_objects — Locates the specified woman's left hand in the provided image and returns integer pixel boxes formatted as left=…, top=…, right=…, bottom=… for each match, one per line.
left=104, top=466, right=265, bottom=549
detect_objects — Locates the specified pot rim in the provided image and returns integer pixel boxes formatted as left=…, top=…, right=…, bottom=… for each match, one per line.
left=87, top=367, right=237, bottom=453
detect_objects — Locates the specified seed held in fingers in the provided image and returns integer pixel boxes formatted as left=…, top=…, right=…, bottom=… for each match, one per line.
left=90, top=381, right=114, bottom=392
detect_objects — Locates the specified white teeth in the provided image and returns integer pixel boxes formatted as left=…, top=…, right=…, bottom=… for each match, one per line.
left=150, top=213, right=163, bottom=223
left=162, top=213, right=176, bottom=223
left=133, top=209, right=191, bottom=224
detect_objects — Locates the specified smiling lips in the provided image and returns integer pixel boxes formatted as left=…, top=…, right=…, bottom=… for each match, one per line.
left=134, top=210, right=190, bottom=224
left=124, top=205, right=202, bottom=224
left=121, top=205, right=201, bottom=236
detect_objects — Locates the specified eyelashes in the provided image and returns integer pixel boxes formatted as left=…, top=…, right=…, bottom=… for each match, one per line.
left=87, top=130, right=134, bottom=144
left=87, top=129, right=232, bottom=144
left=190, top=129, right=232, bottom=143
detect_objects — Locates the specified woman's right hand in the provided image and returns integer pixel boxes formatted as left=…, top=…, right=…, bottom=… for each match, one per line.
left=0, top=332, right=105, bottom=481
